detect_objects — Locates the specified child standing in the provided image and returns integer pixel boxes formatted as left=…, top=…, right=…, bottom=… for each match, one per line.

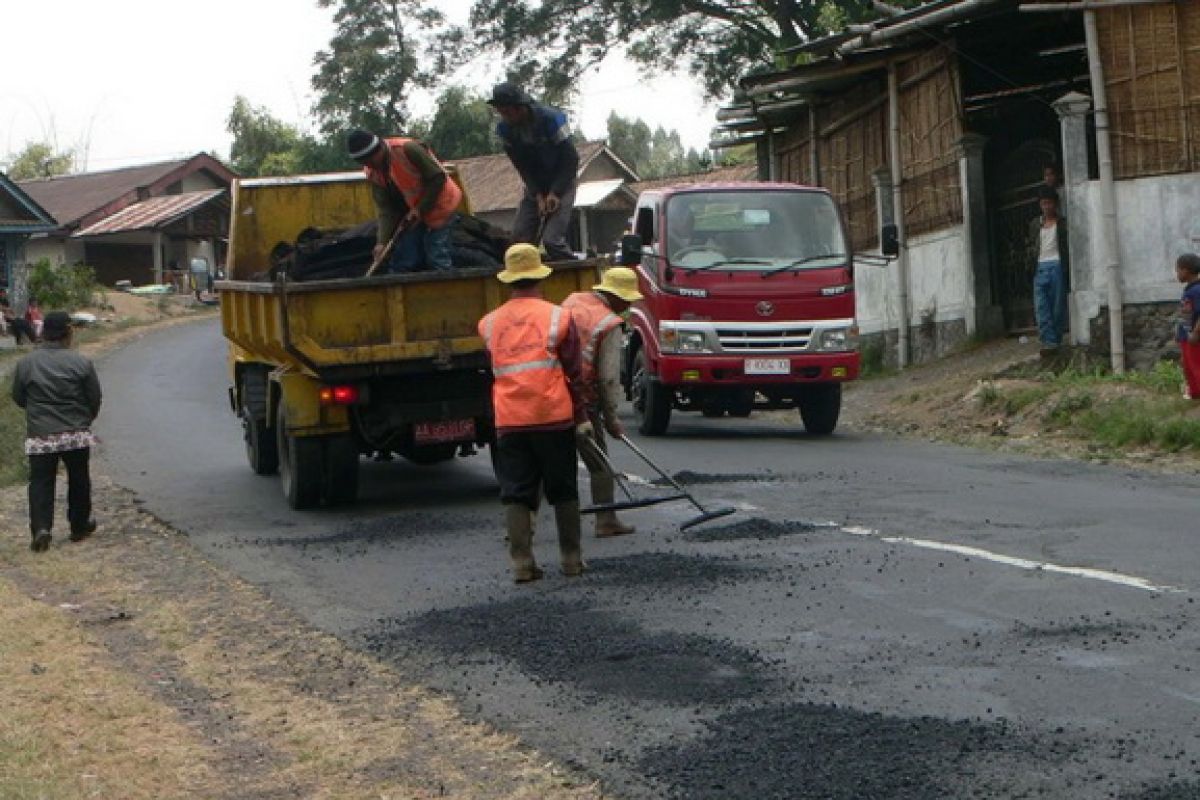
left=1175, top=253, right=1200, bottom=400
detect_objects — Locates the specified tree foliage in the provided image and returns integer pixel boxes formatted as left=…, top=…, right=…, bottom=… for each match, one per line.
left=226, top=96, right=345, bottom=177
left=417, top=86, right=502, bottom=160
left=5, top=142, right=75, bottom=181
left=311, top=0, right=443, bottom=139
left=463, top=0, right=884, bottom=100
left=606, top=113, right=708, bottom=179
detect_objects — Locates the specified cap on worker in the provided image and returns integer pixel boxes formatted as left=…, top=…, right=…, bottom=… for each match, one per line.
left=347, top=129, right=382, bottom=161
left=594, top=267, right=643, bottom=302
left=487, top=82, right=533, bottom=107
left=42, top=311, right=72, bottom=341
left=497, top=243, right=552, bottom=283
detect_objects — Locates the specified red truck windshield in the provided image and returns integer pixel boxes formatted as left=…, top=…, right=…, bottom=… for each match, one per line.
left=666, top=190, right=846, bottom=272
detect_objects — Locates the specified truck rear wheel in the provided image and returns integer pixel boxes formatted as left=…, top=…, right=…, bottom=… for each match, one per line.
left=632, top=349, right=671, bottom=436
left=322, top=435, right=359, bottom=506
left=798, top=383, right=842, bottom=435
left=277, top=407, right=323, bottom=509
left=240, top=371, right=278, bottom=475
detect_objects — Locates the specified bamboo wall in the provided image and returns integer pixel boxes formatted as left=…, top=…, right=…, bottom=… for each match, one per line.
left=773, top=45, right=964, bottom=251
left=1098, top=1, right=1200, bottom=179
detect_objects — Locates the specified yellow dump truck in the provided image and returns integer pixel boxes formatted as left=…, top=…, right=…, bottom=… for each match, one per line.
left=219, top=172, right=600, bottom=508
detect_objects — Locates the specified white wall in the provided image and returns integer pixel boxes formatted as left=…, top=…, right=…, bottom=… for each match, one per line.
left=855, top=225, right=968, bottom=336
left=1068, top=172, right=1200, bottom=342
left=24, top=236, right=84, bottom=266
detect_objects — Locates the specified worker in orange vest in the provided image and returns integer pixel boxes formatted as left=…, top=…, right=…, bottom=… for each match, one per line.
left=347, top=129, right=462, bottom=273
left=562, top=268, right=643, bottom=537
left=479, top=244, right=592, bottom=582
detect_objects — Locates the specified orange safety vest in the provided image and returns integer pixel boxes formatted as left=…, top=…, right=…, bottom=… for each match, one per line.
left=364, top=137, right=463, bottom=230
left=479, top=298, right=574, bottom=429
left=561, top=291, right=622, bottom=407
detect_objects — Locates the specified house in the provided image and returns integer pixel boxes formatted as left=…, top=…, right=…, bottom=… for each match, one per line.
left=628, top=164, right=759, bottom=195
left=19, top=153, right=237, bottom=287
left=714, top=0, right=1200, bottom=370
left=452, top=141, right=640, bottom=256
left=0, top=172, right=56, bottom=307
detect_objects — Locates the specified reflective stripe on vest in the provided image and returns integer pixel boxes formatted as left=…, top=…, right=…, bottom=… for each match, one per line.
left=477, top=299, right=573, bottom=429
left=364, top=137, right=463, bottom=229
left=562, top=291, right=621, bottom=406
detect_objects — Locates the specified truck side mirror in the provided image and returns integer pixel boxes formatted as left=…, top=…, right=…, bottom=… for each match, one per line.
left=619, top=234, right=643, bottom=266
left=881, top=224, right=899, bottom=258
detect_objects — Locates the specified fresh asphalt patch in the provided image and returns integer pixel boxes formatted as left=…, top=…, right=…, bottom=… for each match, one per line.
left=685, top=516, right=830, bottom=542
left=363, top=594, right=773, bottom=707
left=650, top=470, right=789, bottom=486
left=639, top=703, right=1075, bottom=799
left=582, top=552, right=765, bottom=588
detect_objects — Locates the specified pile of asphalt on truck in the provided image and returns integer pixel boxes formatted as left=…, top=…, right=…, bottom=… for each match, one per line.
left=217, top=162, right=879, bottom=521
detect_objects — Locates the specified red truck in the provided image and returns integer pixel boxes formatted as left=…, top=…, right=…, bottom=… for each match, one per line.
left=619, top=182, right=861, bottom=436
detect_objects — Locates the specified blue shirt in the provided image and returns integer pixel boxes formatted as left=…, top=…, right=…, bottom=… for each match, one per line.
left=496, top=104, right=579, bottom=196
left=1178, top=280, right=1200, bottom=342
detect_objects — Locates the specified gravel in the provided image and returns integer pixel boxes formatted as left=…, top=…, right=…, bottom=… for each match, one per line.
left=685, top=517, right=828, bottom=542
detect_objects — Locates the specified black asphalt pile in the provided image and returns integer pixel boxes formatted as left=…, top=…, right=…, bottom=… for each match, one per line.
left=1014, top=618, right=1143, bottom=648
left=240, top=511, right=482, bottom=555
left=363, top=596, right=774, bottom=706
left=1123, top=781, right=1200, bottom=799
left=640, top=703, right=1075, bottom=799
left=651, top=471, right=785, bottom=486
left=582, top=552, right=762, bottom=589
left=686, top=517, right=826, bottom=543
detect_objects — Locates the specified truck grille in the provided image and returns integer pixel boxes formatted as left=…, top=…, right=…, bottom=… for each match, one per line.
left=715, top=326, right=813, bottom=352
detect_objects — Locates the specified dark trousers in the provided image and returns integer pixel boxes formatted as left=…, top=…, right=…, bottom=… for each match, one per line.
left=28, top=447, right=91, bottom=535
left=494, top=428, right=578, bottom=509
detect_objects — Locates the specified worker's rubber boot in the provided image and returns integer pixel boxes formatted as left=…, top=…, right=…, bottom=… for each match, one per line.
left=30, top=530, right=52, bottom=553
left=506, top=505, right=543, bottom=583
left=591, top=474, right=635, bottom=538
left=555, top=500, right=586, bottom=577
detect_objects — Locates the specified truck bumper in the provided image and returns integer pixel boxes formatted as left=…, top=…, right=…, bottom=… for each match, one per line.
left=656, top=352, right=860, bottom=386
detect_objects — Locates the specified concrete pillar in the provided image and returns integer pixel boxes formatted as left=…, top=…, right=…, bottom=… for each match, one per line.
left=153, top=231, right=164, bottom=285
left=1053, top=91, right=1094, bottom=345
left=956, top=133, right=1002, bottom=338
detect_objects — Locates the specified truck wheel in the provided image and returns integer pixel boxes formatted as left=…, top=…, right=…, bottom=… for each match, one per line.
left=798, top=384, right=842, bottom=435
left=276, top=407, right=323, bottom=509
left=240, top=372, right=278, bottom=475
left=242, top=403, right=279, bottom=475
left=322, top=435, right=359, bottom=506
left=728, top=389, right=755, bottom=418
left=632, top=349, right=671, bottom=436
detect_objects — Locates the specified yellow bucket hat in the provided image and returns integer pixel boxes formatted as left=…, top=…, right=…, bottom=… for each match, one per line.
left=594, top=267, right=643, bottom=302
left=497, top=243, right=553, bottom=283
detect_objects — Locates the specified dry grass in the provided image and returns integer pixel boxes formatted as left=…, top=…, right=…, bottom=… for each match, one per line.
left=0, top=578, right=218, bottom=799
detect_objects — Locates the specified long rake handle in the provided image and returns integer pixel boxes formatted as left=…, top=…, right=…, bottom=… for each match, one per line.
left=618, top=434, right=707, bottom=514
left=578, top=433, right=636, bottom=503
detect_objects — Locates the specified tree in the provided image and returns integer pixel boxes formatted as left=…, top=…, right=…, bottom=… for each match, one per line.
left=5, top=142, right=74, bottom=180
left=311, top=0, right=443, bottom=140
left=607, top=113, right=708, bottom=179
left=419, top=86, right=502, bottom=160
left=462, top=0, right=887, bottom=100
left=226, top=96, right=346, bottom=177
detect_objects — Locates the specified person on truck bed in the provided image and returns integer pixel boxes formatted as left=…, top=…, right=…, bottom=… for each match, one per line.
left=487, top=82, right=579, bottom=263
left=562, top=268, right=642, bottom=538
left=347, top=130, right=462, bottom=273
left=479, top=244, right=591, bottom=583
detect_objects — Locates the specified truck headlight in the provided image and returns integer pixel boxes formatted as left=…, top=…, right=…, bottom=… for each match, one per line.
left=660, top=327, right=710, bottom=353
left=817, top=326, right=858, bottom=351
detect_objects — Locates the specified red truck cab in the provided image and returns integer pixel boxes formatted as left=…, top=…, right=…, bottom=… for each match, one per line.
left=620, top=183, right=859, bottom=435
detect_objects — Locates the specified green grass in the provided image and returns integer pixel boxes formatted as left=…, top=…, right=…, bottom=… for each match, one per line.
left=0, top=377, right=28, bottom=487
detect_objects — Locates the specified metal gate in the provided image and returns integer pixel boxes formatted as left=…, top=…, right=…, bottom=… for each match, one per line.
left=988, top=140, right=1057, bottom=332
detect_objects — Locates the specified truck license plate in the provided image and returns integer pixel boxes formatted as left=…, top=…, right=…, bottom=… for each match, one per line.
left=744, top=358, right=791, bottom=375
left=414, top=418, right=476, bottom=445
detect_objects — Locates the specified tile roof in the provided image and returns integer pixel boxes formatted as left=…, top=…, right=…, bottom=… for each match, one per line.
left=18, top=154, right=236, bottom=228
left=451, top=141, right=608, bottom=214
left=73, top=189, right=227, bottom=236
left=629, top=164, right=760, bottom=195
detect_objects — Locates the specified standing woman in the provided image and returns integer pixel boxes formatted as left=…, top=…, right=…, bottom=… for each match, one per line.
left=11, top=311, right=102, bottom=552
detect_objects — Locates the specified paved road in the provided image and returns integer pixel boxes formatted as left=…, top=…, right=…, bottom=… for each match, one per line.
left=97, top=318, right=1200, bottom=799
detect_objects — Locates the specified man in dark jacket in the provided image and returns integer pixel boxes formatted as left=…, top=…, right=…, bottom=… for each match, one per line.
left=488, top=82, right=580, bottom=262
left=1027, top=186, right=1070, bottom=353
left=11, top=311, right=102, bottom=552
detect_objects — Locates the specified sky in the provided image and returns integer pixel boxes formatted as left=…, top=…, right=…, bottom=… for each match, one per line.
left=0, top=0, right=721, bottom=173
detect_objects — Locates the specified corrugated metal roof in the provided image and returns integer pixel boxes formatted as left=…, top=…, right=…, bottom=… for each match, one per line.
left=73, top=189, right=226, bottom=236
left=629, top=165, right=759, bottom=195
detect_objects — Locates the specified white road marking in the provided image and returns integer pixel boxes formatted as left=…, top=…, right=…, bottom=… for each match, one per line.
left=829, top=526, right=1182, bottom=594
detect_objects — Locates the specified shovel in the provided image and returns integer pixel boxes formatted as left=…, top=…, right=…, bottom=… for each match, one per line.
left=364, top=217, right=415, bottom=277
